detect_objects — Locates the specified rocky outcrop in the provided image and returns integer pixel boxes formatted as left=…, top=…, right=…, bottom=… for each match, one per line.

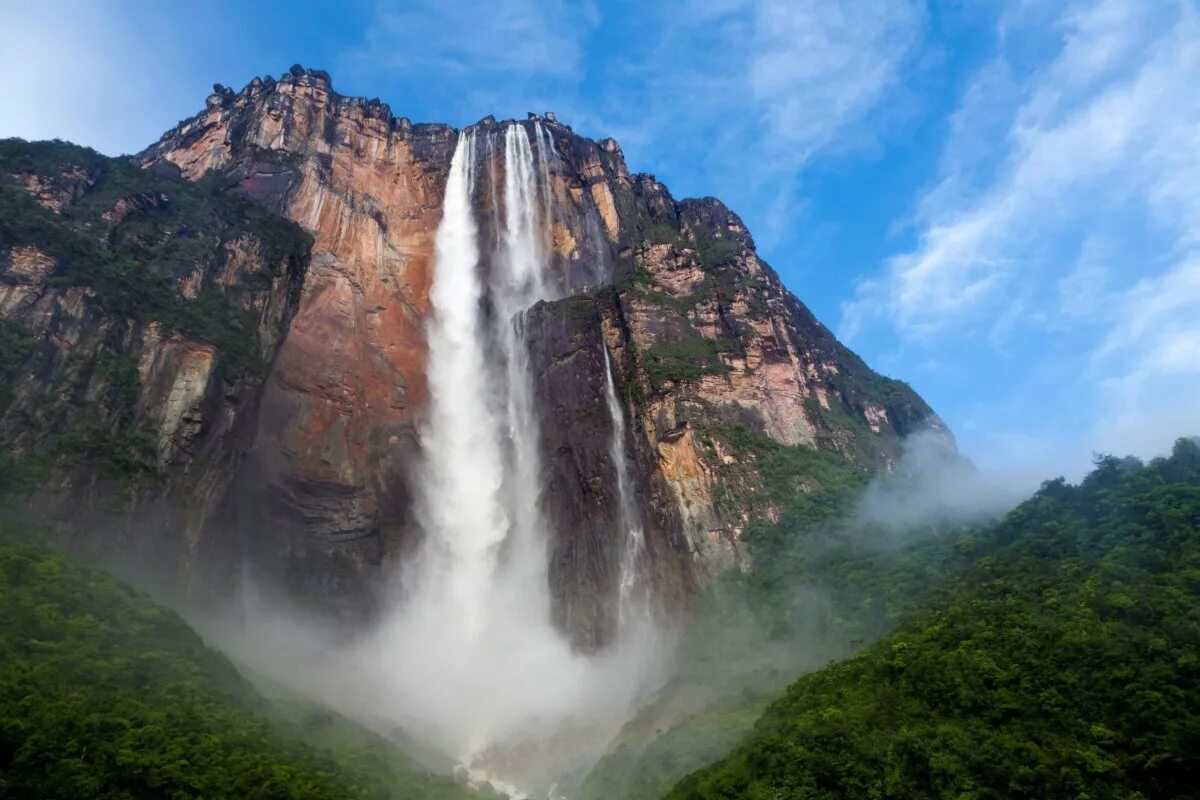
left=139, top=70, right=454, bottom=616
left=525, top=292, right=695, bottom=648
left=137, top=71, right=639, bottom=615
left=602, top=191, right=945, bottom=569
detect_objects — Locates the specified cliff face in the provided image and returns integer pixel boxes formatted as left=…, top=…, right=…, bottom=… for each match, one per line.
left=516, top=167, right=942, bottom=644
left=3, top=68, right=942, bottom=642
left=0, top=138, right=309, bottom=595
left=138, top=71, right=453, bottom=614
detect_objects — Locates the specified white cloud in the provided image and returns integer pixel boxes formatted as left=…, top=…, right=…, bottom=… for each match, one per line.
left=334, top=1, right=926, bottom=254
left=345, top=2, right=922, bottom=192
left=1087, top=256, right=1200, bottom=459
left=584, top=0, right=926, bottom=247
left=1093, top=258, right=1200, bottom=380
left=374, top=0, right=593, bottom=76
left=842, top=0, right=1200, bottom=459
left=654, top=0, right=924, bottom=166
left=747, top=0, right=924, bottom=167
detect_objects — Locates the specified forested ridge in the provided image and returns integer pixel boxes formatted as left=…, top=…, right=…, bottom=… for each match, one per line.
left=667, top=439, right=1200, bottom=799
left=577, top=436, right=977, bottom=800
left=2, top=394, right=1196, bottom=798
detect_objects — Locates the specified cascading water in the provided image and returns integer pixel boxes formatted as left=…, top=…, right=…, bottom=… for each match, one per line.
left=408, top=130, right=509, bottom=638
left=491, top=123, right=553, bottom=591
left=601, top=345, right=649, bottom=628
left=349, top=122, right=665, bottom=795
left=206, top=118, right=676, bottom=800
left=534, top=123, right=558, bottom=254
left=222, top=122, right=669, bottom=798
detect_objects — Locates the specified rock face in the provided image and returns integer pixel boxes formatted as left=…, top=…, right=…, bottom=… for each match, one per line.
left=138, top=72, right=642, bottom=619
left=2, top=69, right=944, bottom=644
left=139, top=71, right=455, bottom=616
left=525, top=293, right=696, bottom=647
left=0, top=138, right=310, bottom=596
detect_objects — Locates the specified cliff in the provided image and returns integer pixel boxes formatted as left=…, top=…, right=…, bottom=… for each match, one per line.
left=0, top=138, right=309, bottom=596
left=1, top=67, right=943, bottom=644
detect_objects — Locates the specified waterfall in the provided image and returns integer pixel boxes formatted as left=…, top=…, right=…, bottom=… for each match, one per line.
left=601, top=344, right=648, bottom=626
left=411, top=129, right=511, bottom=636
left=344, top=122, right=666, bottom=793
left=534, top=122, right=558, bottom=251
left=492, top=122, right=554, bottom=598
left=370, top=123, right=578, bottom=758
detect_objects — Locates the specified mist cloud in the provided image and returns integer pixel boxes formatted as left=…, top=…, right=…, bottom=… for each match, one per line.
left=852, top=429, right=1033, bottom=537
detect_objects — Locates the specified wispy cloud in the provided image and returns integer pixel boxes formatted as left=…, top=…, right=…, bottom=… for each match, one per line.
left=625, top=0, right=927, bottom=245
left=747, top=0, right=924, bottom=167
left=339, top=0, right=600, bottom=120
left=1090, top=256, right=1200, bottom=458
left=599, top=1, right=925, bottom=173
left=842, top=0, right=1200, bottom=462
left=339, top=0, right=925, bottom=246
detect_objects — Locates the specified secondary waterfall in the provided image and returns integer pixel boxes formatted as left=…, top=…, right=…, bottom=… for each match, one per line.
left=601, top=344, right=648, bottom=627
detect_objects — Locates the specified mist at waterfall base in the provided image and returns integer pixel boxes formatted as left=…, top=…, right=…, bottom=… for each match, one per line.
left=655, top=428, right=1033, bottom=728
left=213, top=123, right=666, bottom=797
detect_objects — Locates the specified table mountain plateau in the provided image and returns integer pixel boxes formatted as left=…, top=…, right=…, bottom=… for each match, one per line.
left=0, top=65, right=943, bottom=652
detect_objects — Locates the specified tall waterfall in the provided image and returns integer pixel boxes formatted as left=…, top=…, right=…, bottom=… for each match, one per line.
left=351, top=123, right=661, bottom=788
left=492, top=123, right=553, bottom=593
left=410, top=130, right=510, bottom=637
left=601, top=345, right=648, bottom=626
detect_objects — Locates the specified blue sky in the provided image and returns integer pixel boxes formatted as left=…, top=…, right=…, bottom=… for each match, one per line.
left=3, top=0, right=1196, bottom=479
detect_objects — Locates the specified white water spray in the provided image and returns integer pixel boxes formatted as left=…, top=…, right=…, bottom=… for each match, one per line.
left=492, top=123, right=553, bottom=589
left=409, top=130, right=509, bottom=636
left=210, top=122, right=673, bottom=799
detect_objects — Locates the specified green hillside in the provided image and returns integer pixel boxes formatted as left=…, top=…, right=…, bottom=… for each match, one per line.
left=578, top=437, right=978, bottom=800
left=667, top=439, right=1200, bottom=799
left=0, top=528, right=478, bottom=800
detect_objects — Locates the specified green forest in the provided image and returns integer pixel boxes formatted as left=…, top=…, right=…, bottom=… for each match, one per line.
left=666, top=439, right=1200, bottom=799
left=3, top=430, right=1197, bottom=798
left=0, top=528, right=480, bottom=800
